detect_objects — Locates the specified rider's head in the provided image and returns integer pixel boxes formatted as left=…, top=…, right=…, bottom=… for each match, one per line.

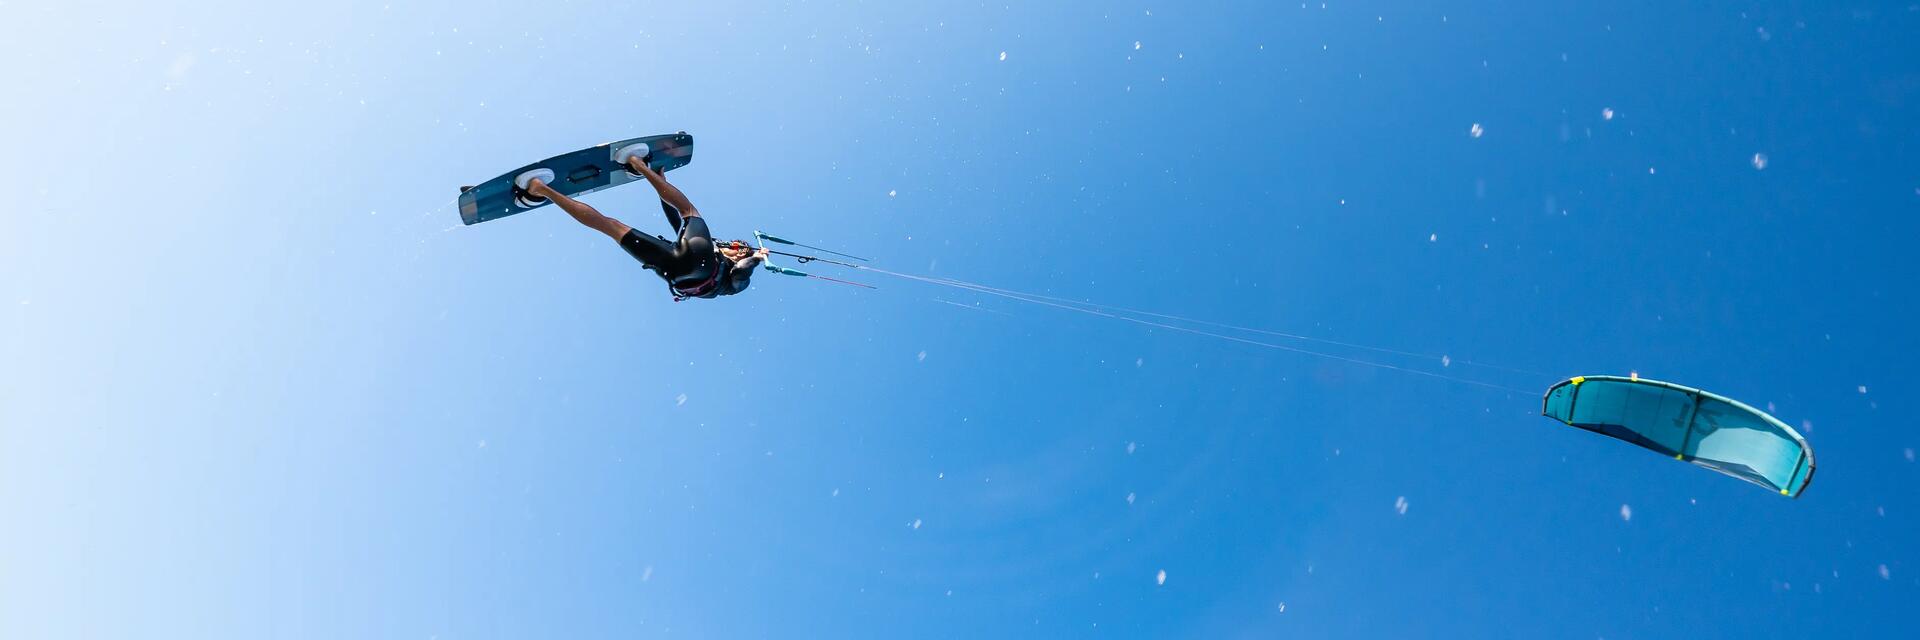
left=718, top=240, right=754, bottom=261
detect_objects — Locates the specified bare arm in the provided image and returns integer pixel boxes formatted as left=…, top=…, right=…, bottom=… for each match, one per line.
left=626, top=156, right=699, bottom=218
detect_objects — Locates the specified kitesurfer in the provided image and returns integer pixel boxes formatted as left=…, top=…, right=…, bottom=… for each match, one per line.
left=522, top=151, right=764, bottom=300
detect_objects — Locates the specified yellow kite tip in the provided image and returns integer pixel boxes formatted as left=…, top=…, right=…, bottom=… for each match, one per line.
left=1570, top=376, right=1586, bottom=385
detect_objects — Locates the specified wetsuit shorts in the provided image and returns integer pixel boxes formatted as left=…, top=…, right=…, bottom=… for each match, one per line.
left=620, top=214, right=716, bottom=286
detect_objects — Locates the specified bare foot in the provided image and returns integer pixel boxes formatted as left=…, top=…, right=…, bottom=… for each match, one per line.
left=525, top=178, right=555, bottom=198
left=626, top=155, right=655, bottom=175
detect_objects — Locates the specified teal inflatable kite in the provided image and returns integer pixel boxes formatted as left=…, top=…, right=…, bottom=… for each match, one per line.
left=1542, top=375, right=1815, bottom=497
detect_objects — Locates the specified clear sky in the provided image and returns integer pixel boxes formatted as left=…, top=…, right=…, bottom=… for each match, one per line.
left=3, top=1, right=1915, bottom=637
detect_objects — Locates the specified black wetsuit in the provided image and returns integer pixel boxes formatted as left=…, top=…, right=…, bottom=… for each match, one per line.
left=619, top=201, right=759, bottom=299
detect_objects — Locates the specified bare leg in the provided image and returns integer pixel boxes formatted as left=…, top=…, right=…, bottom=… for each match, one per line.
left=526, top=179, right=631, bottom=240
left=626, top=156, right=700, bottom=219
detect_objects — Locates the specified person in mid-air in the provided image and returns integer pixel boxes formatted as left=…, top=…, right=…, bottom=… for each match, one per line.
left=522, top=151, right=765, bottom=300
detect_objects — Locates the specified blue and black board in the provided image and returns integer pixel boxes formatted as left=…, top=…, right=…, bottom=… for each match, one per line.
left=458, top=132, right=693, bottom=226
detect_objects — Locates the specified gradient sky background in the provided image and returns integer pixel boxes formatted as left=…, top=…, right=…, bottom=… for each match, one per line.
left=3, top=1, right=1915, bottom=638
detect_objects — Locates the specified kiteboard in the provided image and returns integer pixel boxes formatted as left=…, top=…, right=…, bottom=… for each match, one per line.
left=457, top=132, right=694, bottom=226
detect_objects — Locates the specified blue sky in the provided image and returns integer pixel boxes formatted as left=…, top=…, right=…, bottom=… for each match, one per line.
left=2, top=1, right=1915, bottom=637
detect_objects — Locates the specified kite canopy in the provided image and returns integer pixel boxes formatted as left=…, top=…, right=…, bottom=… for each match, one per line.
left=1542, top=376, right=1815, bottom=498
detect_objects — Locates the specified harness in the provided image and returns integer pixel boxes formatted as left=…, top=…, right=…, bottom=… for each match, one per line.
left=667, top=261, right=724, bottom=302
